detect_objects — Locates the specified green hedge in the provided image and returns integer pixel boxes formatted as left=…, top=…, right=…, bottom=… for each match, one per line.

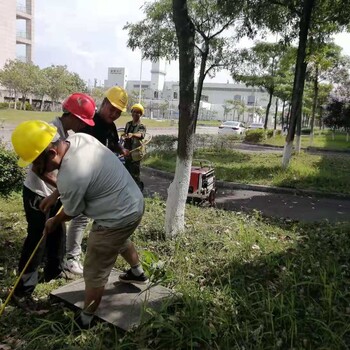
left=244, top=129, right=266, bottom=143
left=0, top=142, right=25, bottom=196
left=150, top=135, right=178, bottom=152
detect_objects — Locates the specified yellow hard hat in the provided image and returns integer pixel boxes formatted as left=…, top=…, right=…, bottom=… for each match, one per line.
left=105, top=86, right=128, bottom=112
left=11, top=120, right=58, bottom=167
left=131, top=103, right=144, bottom=115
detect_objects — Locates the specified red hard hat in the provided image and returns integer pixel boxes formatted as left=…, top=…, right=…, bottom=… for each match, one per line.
left=62, top=93, right=96, bottom=126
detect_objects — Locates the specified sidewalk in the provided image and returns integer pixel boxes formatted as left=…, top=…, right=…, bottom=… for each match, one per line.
left=142, top=167, right=350, bottom=223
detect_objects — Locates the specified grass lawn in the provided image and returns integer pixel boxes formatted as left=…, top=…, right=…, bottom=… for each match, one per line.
left=0, top=194, right=349, bottom=349
left=262, top=132, right=350, bottom=151
left=0, top=109, right=174, bottom=128
left=144, top=149, right=350, bottom=194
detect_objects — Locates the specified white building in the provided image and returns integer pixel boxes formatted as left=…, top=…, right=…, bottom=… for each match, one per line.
left=0, top=0, right=34, bottom=69
left=107, top=60, right=275, bottom=125
left=0, top=0, right=35, bottom=103
left=104, top=67, right=128, bottom=89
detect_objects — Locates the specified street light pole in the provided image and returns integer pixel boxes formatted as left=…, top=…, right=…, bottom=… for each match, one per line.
left=138, top=52, right=143, bottom=103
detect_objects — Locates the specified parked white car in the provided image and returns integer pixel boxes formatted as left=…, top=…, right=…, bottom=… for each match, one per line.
left=248, top=123, right=264, bottom=130
left=218, top=121, right=246, bottom=135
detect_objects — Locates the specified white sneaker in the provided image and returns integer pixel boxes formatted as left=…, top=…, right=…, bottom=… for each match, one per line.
left=63, top=258, right=83, bottom=275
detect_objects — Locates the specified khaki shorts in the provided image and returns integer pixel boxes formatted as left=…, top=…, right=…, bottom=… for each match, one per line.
left=84, top=217, right=142, bottom=288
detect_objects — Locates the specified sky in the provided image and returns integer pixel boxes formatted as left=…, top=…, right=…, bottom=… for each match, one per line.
left=34, top=0, right=350, bottom=87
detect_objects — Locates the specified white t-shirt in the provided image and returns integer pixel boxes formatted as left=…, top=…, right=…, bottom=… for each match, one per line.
left=24, top=117, right=68, bottom=197
left=57, top=133, right=144, bottom=228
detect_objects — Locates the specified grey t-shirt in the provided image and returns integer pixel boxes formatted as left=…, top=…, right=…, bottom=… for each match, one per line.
left=57, top=133, right=144, bottom=228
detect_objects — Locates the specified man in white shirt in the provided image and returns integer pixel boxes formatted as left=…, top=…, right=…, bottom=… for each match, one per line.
left=12, top=121, right=148, bottom=327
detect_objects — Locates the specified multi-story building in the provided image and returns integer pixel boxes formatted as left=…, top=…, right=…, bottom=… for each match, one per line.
left=0, top=0, right=34, bottom=103
left=121, top=60, right=274, bottom=125
left=0, top=0, right=34, bottom=68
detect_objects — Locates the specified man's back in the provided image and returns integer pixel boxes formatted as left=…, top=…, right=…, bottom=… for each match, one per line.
left=57, top=133, right=144, bottom=228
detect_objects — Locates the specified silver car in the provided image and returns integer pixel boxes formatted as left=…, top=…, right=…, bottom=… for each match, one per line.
left=248, top=123, right=264, bottom=130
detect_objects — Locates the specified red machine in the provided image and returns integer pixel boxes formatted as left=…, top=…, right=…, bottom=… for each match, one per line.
left=187, top=159, right=216, bottom=206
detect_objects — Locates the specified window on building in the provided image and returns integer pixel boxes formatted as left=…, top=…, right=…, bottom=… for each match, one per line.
left=234, top=94, right=241, bottom=101
left=173, top=92, right=178, bottom=99
left=247, top=95, right=256, bottom=106
left=154, top=91, right=159, bottom=99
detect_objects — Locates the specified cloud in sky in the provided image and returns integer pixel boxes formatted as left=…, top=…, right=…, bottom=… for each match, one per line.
left=34, top=0, right=350, bottom=86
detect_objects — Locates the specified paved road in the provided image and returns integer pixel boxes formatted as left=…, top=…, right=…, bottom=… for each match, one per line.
left=142, top=168, right=350, bottom=223
left=0, top=124, right=218, bottom=145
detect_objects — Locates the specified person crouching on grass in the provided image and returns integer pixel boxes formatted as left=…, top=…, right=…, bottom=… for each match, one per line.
left=11, top=120, right=148, bottom=329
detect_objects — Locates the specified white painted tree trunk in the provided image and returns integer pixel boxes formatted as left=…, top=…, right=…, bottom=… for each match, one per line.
left=165, top=156, right=192, bottom=237
left=282, top=141, right=293, bottom=169
left=295, top=135, right=301, bottom=154
left=309, top=132, right=314, bottom=146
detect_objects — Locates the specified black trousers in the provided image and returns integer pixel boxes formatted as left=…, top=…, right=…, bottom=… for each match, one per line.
left=15, top=185, right=65, bottom=296
left=124, top=159, right=144, bottom=192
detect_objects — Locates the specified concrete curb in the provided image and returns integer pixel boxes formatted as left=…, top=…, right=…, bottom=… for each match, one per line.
left=142, top=166, right=350, bottom=201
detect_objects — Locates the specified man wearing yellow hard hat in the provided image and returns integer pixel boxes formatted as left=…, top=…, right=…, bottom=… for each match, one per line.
left=80, top=86, right=129, bottom=157
left=122, top=103, right=146, bottom=191
left=11, top=94, right=96, bottom=306
left=11, top=120, right=148, bottom=328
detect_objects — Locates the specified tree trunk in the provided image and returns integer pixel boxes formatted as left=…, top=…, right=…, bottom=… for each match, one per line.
left=273, top=98, right=278, bottom=137
left=165, top=0, right=195, bottom=237
left=282, top=0, right=315, bottom=169
left=309, top=67, right=319, bottom=146
left=40, top=95, right=45, bottom=112
left=286, top=103, right=292, bottom=127
left=281, top=100, right=286, bottom=132
left=295, top=110, right=302, bottom=153
left=264, top=89, right=273, bottom=129
left=22, top=95, right=26, bottom=110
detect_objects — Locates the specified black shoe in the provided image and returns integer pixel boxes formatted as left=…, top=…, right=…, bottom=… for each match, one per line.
left=119, top=269, right=149, bottom=284
left=12, top=294, right=38, bottom=311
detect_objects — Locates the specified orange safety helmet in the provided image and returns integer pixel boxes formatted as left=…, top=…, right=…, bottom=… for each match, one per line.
left=62, top=93, right=96, bottom=126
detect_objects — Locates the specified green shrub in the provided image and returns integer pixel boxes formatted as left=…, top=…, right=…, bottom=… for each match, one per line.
left=301, top=128, right=311, bottom=135
left=0, top=142, right=25, bottom=196
left=150, top=135, right=178, bottom=152
left=244, top=129, right=266, bottom=143
left=266, top=129, right=282, bottom=138
left=0, top=102, right=9, bottom=110
left=24, top=102, right=34, bottom=111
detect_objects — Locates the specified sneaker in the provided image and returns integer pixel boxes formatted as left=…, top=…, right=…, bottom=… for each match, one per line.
left=72, top=312, right=100, bottom=333
left=119, top=269, right=149, bottom=285
left=63, top=258, right=83, bottom=275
